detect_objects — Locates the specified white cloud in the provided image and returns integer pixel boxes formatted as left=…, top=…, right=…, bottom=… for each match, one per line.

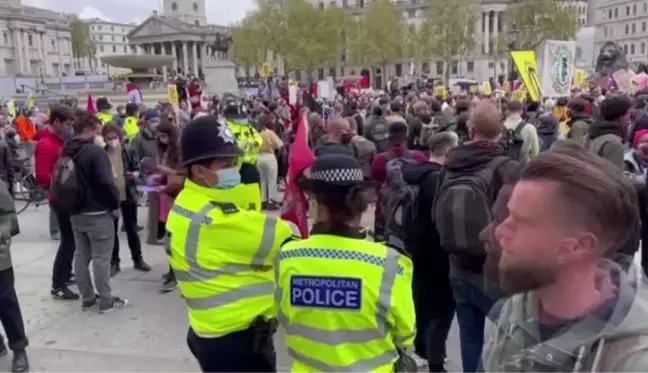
left=21, top=0, right=255, bottom=25
left=78, top=6, right=112, bottom=21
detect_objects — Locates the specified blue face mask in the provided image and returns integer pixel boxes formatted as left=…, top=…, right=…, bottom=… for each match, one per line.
left=210, top=167, right=241, bottom=189
left=233, top=119, right=248, bottom=125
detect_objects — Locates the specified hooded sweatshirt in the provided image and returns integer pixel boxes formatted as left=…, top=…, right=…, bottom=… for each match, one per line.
left=566, top=112, right=594, bottom=148
left=588, top=121, right=625, bottom=170
left=60, top=138, right=119, bottom=215
left=535, top=113, right=559, bottom=151
left=443, top=141, right=521, bottom=273
left=482, top=259, right=648, bottom=372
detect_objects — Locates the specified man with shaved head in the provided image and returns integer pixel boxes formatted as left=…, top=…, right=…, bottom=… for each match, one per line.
left=313, top=117, right=354, bottom=157
left=433, top=100, right=522, bottom=372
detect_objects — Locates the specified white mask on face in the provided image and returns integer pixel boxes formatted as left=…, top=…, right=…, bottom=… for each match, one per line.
left=108, top=139, right=120, bottom=148
left=94, top=135, right=104, bottom=146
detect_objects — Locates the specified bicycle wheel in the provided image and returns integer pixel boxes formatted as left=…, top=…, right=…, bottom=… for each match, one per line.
left=15, top=199, right=31, bottom=214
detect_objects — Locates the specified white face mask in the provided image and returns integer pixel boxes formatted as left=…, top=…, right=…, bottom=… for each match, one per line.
left=108, top=139, right=120, bottom=149
left=94, top=135, right=104, bottom=146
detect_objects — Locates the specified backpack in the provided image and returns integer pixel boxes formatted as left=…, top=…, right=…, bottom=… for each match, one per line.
left=501, top=121, right=526, bottom=162
left=368, top=117, right=390, bottom=153
left=417, top=117, right=436, bottom=147
left=380, top=151, right=421, bottom=255
left=432, top=156, right=510, bottom=255
left=51, top=147, right=87, bottom=213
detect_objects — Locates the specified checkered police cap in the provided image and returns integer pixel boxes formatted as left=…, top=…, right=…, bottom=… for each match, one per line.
left=308, top=154, right=365, bottom=188
left=311, top=168, right=364, bottom=183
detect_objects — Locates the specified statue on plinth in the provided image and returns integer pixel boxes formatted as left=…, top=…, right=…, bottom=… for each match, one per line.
left=211, top=33, right=233, bottom=61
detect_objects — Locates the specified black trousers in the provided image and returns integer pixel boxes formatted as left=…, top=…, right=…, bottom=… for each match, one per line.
left=51, top=201, right=75, bottom=290
left=412, top=257, right=456, bottom=370
left=187, top=327, right=275, bottom=372
left=0, top=268, right=28, bottom=351
left=112, top=200, right=143, bottom=265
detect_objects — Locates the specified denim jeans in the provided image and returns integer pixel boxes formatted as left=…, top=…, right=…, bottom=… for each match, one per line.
left=449, top=265, right=501, bottom=373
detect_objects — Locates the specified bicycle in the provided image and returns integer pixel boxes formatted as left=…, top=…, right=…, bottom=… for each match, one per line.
left=13, top=157, right=48, bottom=214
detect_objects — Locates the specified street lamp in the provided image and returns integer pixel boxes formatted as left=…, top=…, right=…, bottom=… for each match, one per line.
left=507, top=24, right=520, bottom=89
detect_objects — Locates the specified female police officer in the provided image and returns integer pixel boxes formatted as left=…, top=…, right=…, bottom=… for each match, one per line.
left=274, top=153, right=416, bottom=372
left=165, top=115, right=295, bottom=372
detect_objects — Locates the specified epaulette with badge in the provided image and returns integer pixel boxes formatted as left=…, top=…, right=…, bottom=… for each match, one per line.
left=210, top=201, right=239, bottom=215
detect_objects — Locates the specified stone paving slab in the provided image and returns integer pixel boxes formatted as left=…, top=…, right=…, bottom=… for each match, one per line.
left=9, top=203, right=462, bottom=372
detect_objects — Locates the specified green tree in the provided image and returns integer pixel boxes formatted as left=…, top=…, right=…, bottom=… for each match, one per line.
left=230, top=17, right=266, bottom=82
left=419, top=0, right=479, bottom=84
left=348, top=0, right=405, bottom=87
left=253, top=0, right=348, bottom=80
left=502, top=0, right=580, bottom=50
left=69, top=16, right=96, bottom=72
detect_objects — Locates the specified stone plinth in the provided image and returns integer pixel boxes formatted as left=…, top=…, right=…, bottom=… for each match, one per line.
left=203, top=60, right=239, bottom=96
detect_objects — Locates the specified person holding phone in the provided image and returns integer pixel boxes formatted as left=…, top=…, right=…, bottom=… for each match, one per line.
left=101, top=124, right=151, bottom=277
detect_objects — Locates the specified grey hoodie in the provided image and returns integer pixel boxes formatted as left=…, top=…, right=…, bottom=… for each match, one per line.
left=482, top=259, right=648, bottom=372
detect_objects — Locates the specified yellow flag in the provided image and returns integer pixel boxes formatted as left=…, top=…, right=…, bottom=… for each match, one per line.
left=512, top=89, right=526, bottom=103
left=433, top=85, right=447, bottom=100
left=482, top=81, right=492, bottom=96
left=573, top=69, right=587, bottom=89
left=261, top=63, right=272, bottom=78
left=7, top=99, right=15, bottom=118
left=510, top=50, right=542, bottom=102
left=27, top=95, right=35, bottom=109
left=167, top=84, right=179, bottom=107
left=503, top=82, right=510, bottom=92
left=469, top=84, right=478, bottom=93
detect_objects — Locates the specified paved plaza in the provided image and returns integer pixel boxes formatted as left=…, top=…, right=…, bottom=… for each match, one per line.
left=6, top=203, right=462, bottom=372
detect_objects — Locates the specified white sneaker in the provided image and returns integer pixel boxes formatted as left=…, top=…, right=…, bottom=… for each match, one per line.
left=412, top=354, right=428, bottom=368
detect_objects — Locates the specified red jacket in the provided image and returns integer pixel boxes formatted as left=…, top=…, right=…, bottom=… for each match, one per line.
left=34, top=127, right=64, bottom=202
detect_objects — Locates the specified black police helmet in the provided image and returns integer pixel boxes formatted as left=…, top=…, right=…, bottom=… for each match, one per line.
left=181, top=115, right=243, bottom=167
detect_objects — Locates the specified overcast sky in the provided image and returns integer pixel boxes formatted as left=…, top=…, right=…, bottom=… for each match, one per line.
left=21, top=0, right=255, bottom=25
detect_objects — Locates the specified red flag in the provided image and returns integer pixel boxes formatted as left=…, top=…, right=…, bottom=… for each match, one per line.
left=86, top=93, right=96, bottom=114
left=280, top=110, right=315, bottom=238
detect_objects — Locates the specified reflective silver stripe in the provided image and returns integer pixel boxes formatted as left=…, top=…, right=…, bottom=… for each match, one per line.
left=278, top=248, right=403, bottom=346
left=394, top=330, right=416, bottom=345
left=171, top=203, right=278, bottom=283
left=273, top=249, right=283, bottom=304
left=184, top=282, right=274, bottom=310
left=287, top=347, right=399, bottom=372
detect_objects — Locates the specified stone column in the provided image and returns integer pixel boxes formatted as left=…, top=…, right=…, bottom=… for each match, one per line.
left=182, top=41, right=189, bottom=75
left=493, top=11, right=499, bottom=45
left=171, top=42, right=178, bottom=74
left=22, top=29, right=30, bottom=75
left=68, top=37, right=75, bottom=75
left=201, top=42, right=208, bottom=68
left=484, top=12, right=490, bottom=55
left=192, top=42, right=199, bottom=76
left=11, top=28, right=22, bottom=75
left=477, top=11, right=483, bottom=54
left=36, top=31, right=44, bottom=76
left=40, top=32, right=48, bottom=76
left=57, top=37, right=64, bottom=76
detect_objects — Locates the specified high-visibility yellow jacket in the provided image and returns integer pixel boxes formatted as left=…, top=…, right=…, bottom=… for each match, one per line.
left=166, top=179, right=295, bottom=337
left=225, top=119, right=263, bottom=165
left=97, top=112, right=114, bottom=125
left=276, top=233, right=416, bottom=372
left=123, top=116, right=140, bottom=142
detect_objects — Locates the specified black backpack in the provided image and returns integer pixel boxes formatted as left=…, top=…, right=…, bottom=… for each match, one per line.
left=432, top=157, right=510, bottom=256
left=380, top=151, right=423, bottom=255
left=501, top=121, right=526, bottom=162
left=51, top=147, right=87, bottom=213
left=367, top=117, right=390, bottom=153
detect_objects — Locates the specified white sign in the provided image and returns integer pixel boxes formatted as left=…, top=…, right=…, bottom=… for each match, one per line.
left=540, top=40, right=576, bottom=98
left=288, top=85, right=298, bottom=105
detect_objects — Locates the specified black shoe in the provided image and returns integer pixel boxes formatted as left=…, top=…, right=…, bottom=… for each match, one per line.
left=11, top=350, right=28, bottom=373
left=136, top=225, right=144, bottom=232
left=66, top=274, right=76, bottom=285
left=133, top=260, right=152, bottom=272
left=81, top=298, right=97, bottom=311
left=0, top=340, right=7, bottom=358
left=99, top=297, right=129, bottom=314
left=160, top=277, right=177, bottom=293
left=110, top=263, right=120, bottom=277
left=51, top=287, right=80, bottom=301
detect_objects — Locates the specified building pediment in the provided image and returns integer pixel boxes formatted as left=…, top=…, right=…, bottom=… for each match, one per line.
left=127, top=16, right=187, bottom=39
